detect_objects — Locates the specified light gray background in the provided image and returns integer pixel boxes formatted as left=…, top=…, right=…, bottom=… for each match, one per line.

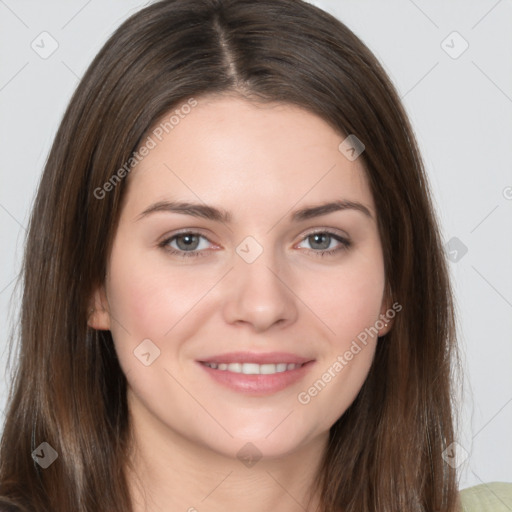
left=1, top=0, right=511, bottom=491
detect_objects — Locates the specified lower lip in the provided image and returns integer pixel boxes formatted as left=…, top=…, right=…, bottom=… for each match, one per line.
left=197, top=361, right=315, bottom=395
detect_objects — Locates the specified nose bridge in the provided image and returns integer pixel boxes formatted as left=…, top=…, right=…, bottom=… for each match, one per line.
left=234, top=235, right=285, bottom=301
left=222, top=235, right=297, bottom=331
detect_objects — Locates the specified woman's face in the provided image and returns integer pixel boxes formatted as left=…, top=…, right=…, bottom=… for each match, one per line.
left=90, top=94, right=392, bottom=460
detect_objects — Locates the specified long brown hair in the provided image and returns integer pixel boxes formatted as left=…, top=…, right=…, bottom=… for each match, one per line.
left=0, top=0, right=460, bottom=510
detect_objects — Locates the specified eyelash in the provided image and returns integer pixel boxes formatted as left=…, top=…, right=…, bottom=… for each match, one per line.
left=158, top=230, right=351, bottom=259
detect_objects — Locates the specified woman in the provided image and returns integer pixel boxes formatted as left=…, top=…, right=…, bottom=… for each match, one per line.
left=0, top=0, right=510, bottom=510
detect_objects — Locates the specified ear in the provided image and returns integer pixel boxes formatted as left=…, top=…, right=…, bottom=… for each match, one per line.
left=87, top=284, right=111, bottom=330
left=377, top=284, right=395, bottom=337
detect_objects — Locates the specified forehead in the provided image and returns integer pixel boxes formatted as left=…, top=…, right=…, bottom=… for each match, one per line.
left=123, top=95, right=374, bottom=218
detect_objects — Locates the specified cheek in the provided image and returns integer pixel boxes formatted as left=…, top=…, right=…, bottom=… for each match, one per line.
left=105, top=243, right=207, bottom=338
left=104, top=245, right=189, bottom=395
left=300, top=255, right=385, bottom=342
left=106, top=256, right=163, bottom=337
left=298, top=251, right=384, bottom=420
left=298, top=267, right=383, bottom=423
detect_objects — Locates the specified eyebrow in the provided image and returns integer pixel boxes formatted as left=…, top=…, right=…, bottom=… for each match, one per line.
left=135, top=199, right=373, bottom=223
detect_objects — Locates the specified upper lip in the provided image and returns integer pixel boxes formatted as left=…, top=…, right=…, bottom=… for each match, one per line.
left=198, top=352, right=314, bottom=365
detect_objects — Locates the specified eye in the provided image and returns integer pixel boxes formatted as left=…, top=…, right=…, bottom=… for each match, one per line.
left=158, top=230, right=351, bottom=259
left=159, top=232, right=213, bottom=258
left=296, top=231, right=351, bottom=257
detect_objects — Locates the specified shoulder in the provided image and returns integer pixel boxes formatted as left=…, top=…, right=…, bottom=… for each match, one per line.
left=460, top=482, right=512, bottom=511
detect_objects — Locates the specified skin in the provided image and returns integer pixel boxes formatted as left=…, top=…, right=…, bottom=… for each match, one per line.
left=89, top=94, right=393, bottom=512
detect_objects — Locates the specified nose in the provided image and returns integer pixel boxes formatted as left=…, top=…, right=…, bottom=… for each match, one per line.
left=222, top=248, right=298, bottom=333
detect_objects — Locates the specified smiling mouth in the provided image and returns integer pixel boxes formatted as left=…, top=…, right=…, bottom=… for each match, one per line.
left=200, top=361, right=306, bottom=375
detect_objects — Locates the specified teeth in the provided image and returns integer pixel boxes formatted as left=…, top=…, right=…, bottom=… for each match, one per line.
left=203, top=362, right=303, bottom=374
